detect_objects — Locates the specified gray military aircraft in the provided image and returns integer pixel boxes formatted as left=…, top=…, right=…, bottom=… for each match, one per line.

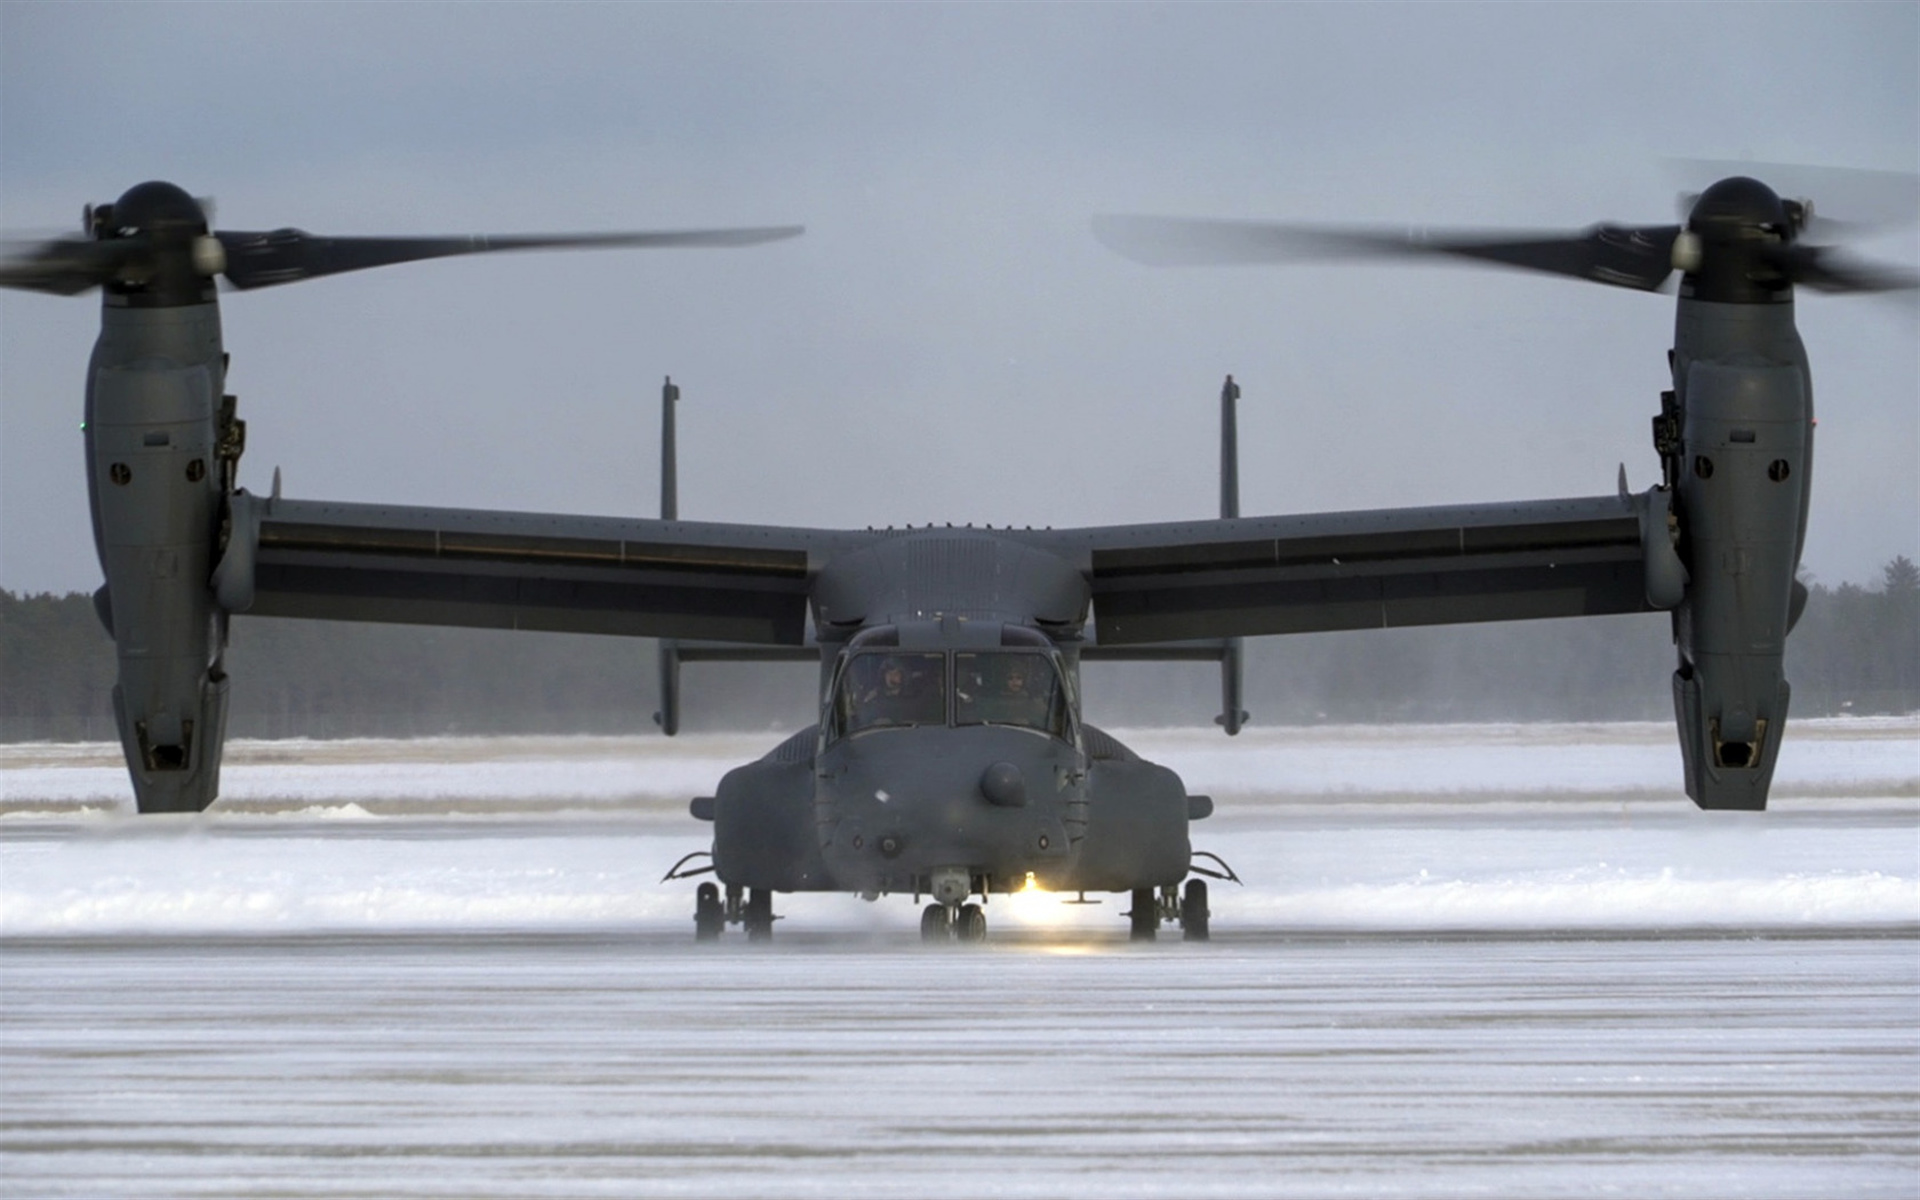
left=4, top=175, right=1912, bottom=944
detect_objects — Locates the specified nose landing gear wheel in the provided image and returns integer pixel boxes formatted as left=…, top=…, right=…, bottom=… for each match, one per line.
left=954, top=903, right=987, bottom=943
left=694, top=882, right=724, bottom=941
left=744, top=888, right=775, bottom=942
left=1128, top=887, right=1157, bottom=941
left=920, top=903, right=953, bottom=942
left=1180, top=878, right=1210, bottom=942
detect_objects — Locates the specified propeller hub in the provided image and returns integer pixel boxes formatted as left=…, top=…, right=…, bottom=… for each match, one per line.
left=1670, top=230, right=1704, bottom=274
left=92, top=181, right=218, bottom=308
left=1685, top=176, right=1791, bottom=238
left=100, top=181, right=208, bottom=241
left=1679, top=176, right=1795, bottom=304
left=191, top=235, right=228, bottom=278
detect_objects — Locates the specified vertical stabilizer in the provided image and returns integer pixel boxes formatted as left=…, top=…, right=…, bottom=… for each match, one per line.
left=656, top=375, right=682, bottom=734
left=1217, top=375, right=1247, bottom=735
left=660, top=375, right=680, bottom=521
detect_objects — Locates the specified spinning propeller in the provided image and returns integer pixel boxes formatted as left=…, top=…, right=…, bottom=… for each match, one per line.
left=1093, top=170, right=1919, bottom=297
left=0, top=180, right=804, bottom=299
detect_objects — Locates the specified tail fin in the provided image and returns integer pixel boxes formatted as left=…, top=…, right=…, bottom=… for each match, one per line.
left=656, top=375, right=681, bottom=735
left=1218, top=375, right=1247, bottom=735
left=654, top=638, right=681, bottom=736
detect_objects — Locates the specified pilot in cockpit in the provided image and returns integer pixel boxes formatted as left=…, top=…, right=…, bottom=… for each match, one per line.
left=968, top=655, right=1052, bottom=728
left=860, top=657, right=909, bottom=704
left=852, top=654, right=943, bottom=728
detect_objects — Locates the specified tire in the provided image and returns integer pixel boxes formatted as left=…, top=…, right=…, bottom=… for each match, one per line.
left=694, top=882, right=724, bottom=941
left=1128, top=887, right=1157, bottom=941
left=1180, top=878, right=1210, bottom=942
left=955, top=903, right=987, bottom=943
left=921, top=903, right=953, bottom=942
left=744, top=888, right=775, bottom=942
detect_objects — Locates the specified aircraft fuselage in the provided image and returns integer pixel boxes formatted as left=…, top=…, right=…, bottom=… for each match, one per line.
left=704, top=529, right=1205, bottom=903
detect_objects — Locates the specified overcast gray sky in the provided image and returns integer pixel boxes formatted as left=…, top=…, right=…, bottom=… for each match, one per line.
left=3, top=2, right=1914, bottom=594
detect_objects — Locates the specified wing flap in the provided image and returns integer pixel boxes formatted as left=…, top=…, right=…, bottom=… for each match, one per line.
left=1074, top=496, right=1654, bottom=644
left=239, top=496, right=828, bottom=644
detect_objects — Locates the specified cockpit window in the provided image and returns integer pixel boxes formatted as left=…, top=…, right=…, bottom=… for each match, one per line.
left=832, top=652, right=947, bottom=736
left=954, top=652, right=1068, bottom=738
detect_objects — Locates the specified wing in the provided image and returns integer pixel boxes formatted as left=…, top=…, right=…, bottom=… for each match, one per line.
left=1040, top=493, right=1662, bottom=645
left=221, top=492, right=855, bottom=645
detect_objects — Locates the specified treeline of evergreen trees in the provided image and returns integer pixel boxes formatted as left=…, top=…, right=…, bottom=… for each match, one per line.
left=3, top=559, right=1915, bottom=741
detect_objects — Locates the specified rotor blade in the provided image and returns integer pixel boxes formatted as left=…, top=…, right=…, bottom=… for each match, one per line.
left=1092, top=216, right=1682, bottom=291
left=1772, top=244, right=1920, bottom=294
left=0, top=236, right=141, bottom=296
left=215, top=226, right=805, bottom=290
left=1674, top=189, right=1882, bottom=239
left=1666, top=159, right=1919, bottom=231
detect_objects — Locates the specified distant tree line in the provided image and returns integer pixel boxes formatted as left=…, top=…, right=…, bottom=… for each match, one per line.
left=3, top=558, right=1915, bottom=741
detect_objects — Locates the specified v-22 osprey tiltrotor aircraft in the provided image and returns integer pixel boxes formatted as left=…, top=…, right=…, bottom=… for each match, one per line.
left=4, top=174, right=1912, bottom=942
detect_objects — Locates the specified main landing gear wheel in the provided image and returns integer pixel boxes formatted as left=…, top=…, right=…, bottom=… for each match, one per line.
left=1128, top=887, right=1157, bottom=942
left=744, top=888, right=775, bottom=942
left=1180, top=878, right=1210, bottom=942
left=694, top=882, right=724, bottom=941
left=922, top=902, right=987, bottom=943
left=954, top=903, right=987, bottom=943
left=921, top=903, right=953, bottom=942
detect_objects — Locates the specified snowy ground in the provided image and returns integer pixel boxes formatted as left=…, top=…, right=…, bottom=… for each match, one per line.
left=2, top=718, right=1913, bottom=937
left=2, top=720, right=1916, bottom=1196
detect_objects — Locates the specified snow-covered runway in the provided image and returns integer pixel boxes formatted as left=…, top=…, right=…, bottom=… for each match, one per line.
left=2, top=721, right=1916, bottom=1197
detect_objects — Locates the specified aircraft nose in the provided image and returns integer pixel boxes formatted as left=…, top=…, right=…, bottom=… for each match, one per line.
left=979, top=761, right=1027, bottom=807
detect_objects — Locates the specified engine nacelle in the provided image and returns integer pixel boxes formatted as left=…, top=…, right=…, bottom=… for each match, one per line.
left=86, top=304, right=231, bottom=813
left=1668, top=352, right=1809, bottom=810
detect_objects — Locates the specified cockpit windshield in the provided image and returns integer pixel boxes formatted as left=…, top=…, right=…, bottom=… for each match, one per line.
left=954, top=652, right=1068, bottom=738
left=827, top=648, right=1072, bottom=742
left=831, top=652, right=947, bottom=736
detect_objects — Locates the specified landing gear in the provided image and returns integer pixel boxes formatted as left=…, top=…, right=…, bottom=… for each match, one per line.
left=1180, top=878, right=1210, bottom=942
left=921, top=903, right=953, bottom=942
left=694, top=882, right=724, bottom=941
left=1129, top=887, right=1158, bottom=941
left=921, top=900, right=987, bottom=943
left=1122, top=851, right=1239, bottom=942
left=1128, top=879, right=1211, bottom=942
left=689, top=882, right=777, bottom=942
left=744, top=888, right=775, bottom=941
left=955, top=903, right=987, bottom=942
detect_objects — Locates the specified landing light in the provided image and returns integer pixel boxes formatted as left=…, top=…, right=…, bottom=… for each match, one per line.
left=1003, top=870, right=1087, bottom=935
